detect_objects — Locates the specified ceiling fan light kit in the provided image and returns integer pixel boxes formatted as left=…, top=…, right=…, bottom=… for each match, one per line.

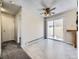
left=40, top=0, right=56, bottom=17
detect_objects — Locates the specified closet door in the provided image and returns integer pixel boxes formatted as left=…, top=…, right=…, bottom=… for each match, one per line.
left=2, top=13, right=15, bottom=42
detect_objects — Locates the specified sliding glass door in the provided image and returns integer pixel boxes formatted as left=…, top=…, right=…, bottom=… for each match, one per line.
left=47, top=20, right=54, bottom=38
left=47, top=18, right=64, bottom=41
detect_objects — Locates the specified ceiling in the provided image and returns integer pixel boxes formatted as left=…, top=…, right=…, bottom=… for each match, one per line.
left=22, top=0, right=77, bottom=16
left=1, top=1, right=21, bottom=15
left=33, top=0, right=77, bottom=14
left=2, top=0, right=77, bottom=16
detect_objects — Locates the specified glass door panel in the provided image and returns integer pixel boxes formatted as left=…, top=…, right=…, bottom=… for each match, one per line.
left=47, top=18, right=64, bottom=41
left=47, top=20, right=53, bottom=38
left=54, top=19, right=64, bottom=41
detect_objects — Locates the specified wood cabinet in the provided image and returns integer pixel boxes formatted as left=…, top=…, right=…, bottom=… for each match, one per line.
left=67, top=30, right=77, bottom=48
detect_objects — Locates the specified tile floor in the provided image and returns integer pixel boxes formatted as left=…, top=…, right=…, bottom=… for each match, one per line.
left=23, top=39, right=77, bottom=59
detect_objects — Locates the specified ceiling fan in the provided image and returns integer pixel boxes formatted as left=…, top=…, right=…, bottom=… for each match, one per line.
left=40, top=0, right=56, bottom=16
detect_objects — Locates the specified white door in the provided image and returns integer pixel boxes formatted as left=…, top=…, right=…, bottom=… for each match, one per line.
left=1, top=13, right=15, bottom=42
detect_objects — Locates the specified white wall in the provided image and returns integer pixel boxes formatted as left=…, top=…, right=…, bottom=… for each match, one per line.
left=15, top=0, right=44, bottom=47
left=47, top=9, right=77, bottom=44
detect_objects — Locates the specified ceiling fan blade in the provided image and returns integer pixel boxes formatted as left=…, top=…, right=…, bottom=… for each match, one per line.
left=50, top=7, right=56, bottom=11
left=38, top=8, right=45, bottom=11
left=38, top=9, right=45, bottom=11
left=51, top=12, right=55, bottom=14
left=41, top=8, right=46, bottom=10
left=40, top=0, right=47, bottom=8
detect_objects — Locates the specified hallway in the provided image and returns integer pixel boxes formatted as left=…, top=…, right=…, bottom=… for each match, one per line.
left=2, top=41, right=31, bottom=59
left=24, top=39, right=77, bottom=59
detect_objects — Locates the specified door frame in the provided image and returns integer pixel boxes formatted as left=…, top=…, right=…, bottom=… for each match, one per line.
left=14, top=8, right=22, bottom=47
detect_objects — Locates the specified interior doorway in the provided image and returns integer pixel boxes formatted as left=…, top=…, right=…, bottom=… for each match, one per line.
left=47, top=18, right=64, bottom=41
left=0, top=1, right=22, bottom=58
left=1, top=1, right=21, bottom=46
left=0, top=2, right=22, bottom=58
